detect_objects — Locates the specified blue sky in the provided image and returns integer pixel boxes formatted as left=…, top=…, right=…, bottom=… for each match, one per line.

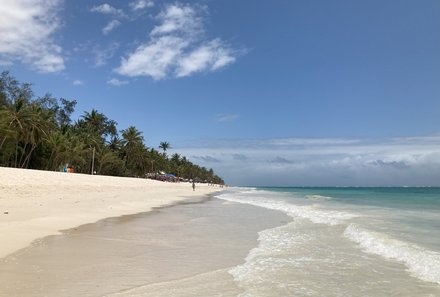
left=1, top=0, right=439, bottom=186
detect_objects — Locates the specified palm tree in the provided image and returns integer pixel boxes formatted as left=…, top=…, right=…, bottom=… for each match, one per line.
left=108, top=136, right=122, bottom=152
left=45, top=131, right=68, bottom=170
left=66, top=134, right=88, bottom=172
left=159, top=141, right=170, bottom=155
left=96, top=146, right=122, bottom=175
left=18, top=103, right=54, bottom=168
left=121, top=126, right=144, bottom=175
left=0, top=99, right=53, bottom=168
left=0, top=72, right=226, bottom=183
left=121, top=126, right=143, bottom=153
left=80, top=109, right=117, bottom=140
left=44, top=130, right=88, bottom=172
left=0, top=98, right=30, bottom=150
left=82, top=109, right=105, bottom=134
left=148, top=148, right=166, bottom=173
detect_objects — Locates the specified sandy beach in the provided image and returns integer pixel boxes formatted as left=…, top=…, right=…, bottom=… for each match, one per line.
left=2, top=168, right=439, bottom=296
left=0, top=168, right=288, bottom=296
left=0, top=195, right=288, bottom=296
left=0, top=167, right=221, bottom=259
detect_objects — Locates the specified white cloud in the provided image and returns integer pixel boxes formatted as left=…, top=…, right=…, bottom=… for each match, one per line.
left=129, top=0, right=154, bottom=11
left=217, top=114, right=239, bottom=122
left=73, top=79, right=84, bottom=86
left=116, top=3, right=240, bottom=80
left=0, top=0, right=65, bottom=72
left=107, top=78, right=129, bottom=86
left=176, top=39, right=236, bottom=77
left=267, top=138, right=362, bottom=146
left=150, top=3, right=203, bottom=37
left=90, top=3, right=124, bottom=17
left=116, top=36, right=189, bottom=79
left=102, top=20, right=121, bottom=35
left=171, top=135, right=440, bottom=186
left=91, top=4, right=125, bottom=36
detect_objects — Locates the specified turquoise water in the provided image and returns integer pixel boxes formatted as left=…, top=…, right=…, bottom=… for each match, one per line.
left=217, top=187, right=440, bottom=296
left=264, top=187, right=440, bottom=210
left=263, top=187, right=440, bottom=249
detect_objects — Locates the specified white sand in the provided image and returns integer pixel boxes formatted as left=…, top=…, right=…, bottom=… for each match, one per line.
left=0, top=167, right=221, bottom=259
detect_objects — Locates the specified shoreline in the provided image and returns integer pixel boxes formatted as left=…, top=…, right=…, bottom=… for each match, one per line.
left=0, top=167, right=222, bottom=259
left=0, top=191, right=289, bottom=297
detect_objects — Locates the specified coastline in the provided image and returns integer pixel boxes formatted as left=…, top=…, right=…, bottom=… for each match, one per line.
left=0, top=167, right=221, bottom=259
left=0, top=188, right=289, bottom=297
left=3, top=175, right=439, bottom=296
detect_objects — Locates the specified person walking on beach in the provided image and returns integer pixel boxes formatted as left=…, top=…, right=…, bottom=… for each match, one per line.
left=192, top=181, right=195, bottom=191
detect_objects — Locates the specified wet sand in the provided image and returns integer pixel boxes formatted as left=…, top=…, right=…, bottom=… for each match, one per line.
left=0, top=197, right=289, bottom=297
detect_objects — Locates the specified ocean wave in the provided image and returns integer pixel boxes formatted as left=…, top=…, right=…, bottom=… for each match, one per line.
left=344, top=224, right=440, bottom=284
left=305, top=195, right=333, bottom=201
left=216, top=190, right=356, bottom=226
left=229, top=222, right=306, bottom=297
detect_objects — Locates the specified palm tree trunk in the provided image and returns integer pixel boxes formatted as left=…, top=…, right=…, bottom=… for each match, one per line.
left=47, top=150, right=55, bottom=171
left=18, top=142, right=28, bottom=168
left=0, top=120, right=16, bottom=150
left=0, top=137, right=7, bottom=150
left=22, top=145, right=36, bottom=168
left=14, top=142, right=18, bottom=168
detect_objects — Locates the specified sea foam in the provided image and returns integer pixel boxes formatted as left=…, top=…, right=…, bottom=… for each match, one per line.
left=228, top=222, right=310, bottom=297
left=217, top=190, right=356, bottom=226
left=222, top=188, right=440, bottom=297
left=305, top=194, right=333, bottom=201
left=344, top=224, right=440, bottom=284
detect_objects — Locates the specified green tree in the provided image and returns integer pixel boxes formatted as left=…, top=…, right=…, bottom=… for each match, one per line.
left=159, top=141, right=170, bottom=155
left=0, top=98, right=53, bottom=168
left=76, top=109, right=117, bottom=141
left=121, top=126, right=145, bottom=175
left=0, top=71, right=225, bottom=183
left=96, top=146, right=123, bottom=175
left=18, top=102, right=54, bottom=168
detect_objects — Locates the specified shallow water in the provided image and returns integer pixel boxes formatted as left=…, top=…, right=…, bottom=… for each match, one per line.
left=0, top=196, right=288, bottom=297
left=218, top=187, right=440, bottom=296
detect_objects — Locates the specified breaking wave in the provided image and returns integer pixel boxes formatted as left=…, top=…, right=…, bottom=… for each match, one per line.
left=216, top=190, right=356, bottom=226
left=344, top=224, right=440, bottom=284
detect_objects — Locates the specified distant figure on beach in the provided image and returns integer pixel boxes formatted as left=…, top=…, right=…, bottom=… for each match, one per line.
left=192, top=181, right=195, bottom=191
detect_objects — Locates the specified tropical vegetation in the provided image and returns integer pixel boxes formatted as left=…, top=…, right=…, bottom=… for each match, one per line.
left=0, top=71, right=224, bottom=184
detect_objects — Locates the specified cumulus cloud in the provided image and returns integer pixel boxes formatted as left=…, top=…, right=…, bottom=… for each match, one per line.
left=107, top=78, right=129, bottom=86
left=171, top=135, right=440, bottom=186
left=90, top=3, right=125, bottom=17
left=116, top=36, right=189, bottom=79
left=129, top=0, right=154, bottom=11
left=0, top=0, right=65, bottom=72
left=91, top=4, right=126, bottom=36
left=176, top=39, right=236, bottom=77
left=150, top=3, right=203, bottom=37
left=116, top=3, right=239, bottom=80
left=102, top=20, right=121, bottom=35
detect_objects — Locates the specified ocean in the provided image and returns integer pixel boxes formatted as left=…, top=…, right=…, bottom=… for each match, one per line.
left=217, top=187, right=440, bottom=297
